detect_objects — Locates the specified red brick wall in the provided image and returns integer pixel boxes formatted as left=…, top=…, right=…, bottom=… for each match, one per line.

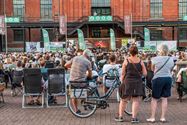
left=61, top=0, right=91, bottom=22
left=30, top=29, right=41, bottom=42
left=25, top=0, right=40, bottom=22
left=0, top=0, right=3, bottom=15
left=163, top=0, right=178, bottom=21
left=5, top=0, right=13, bottom=16
left=3, top=0, right=187, bottom=49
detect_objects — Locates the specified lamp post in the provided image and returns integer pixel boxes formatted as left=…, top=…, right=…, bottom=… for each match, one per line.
left=4, top=0, right=7, bottom=53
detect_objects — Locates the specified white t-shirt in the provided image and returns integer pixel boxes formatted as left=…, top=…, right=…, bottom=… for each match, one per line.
left=102, top=64, right=121, bottom=87
left=152, top=56, right=174, bottom=80
left=102, top=64, right=121, bottom=76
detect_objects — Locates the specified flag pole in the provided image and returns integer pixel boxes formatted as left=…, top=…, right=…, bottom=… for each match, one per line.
left=5, top=14, right=7, bottom=53
left=65, top=15, right=68, bottom=49
left=131, top=13, right=132, bottom=40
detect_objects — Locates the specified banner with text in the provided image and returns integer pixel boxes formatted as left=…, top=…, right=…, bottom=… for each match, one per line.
left=143, top=41, right=177, bottom=51
left=157, top=41, right=177, bottom=51
left=59, top=16, right=67, bottom=35
left=0, top=16, right=5, bottom=35
left=26, top=42, right=41, bottom=52
left=50, top=42, right=65, bottom=52
left=124, top=16, right=132, bottom=34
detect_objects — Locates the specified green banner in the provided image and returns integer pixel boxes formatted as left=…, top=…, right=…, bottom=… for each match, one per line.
left=77, top=29, right=86, bottom=50
left=42, top=29, right=50, bottom=51
left=110, top=28, right=116, bottom=51
left=89, top=16, right=113, bottom=22
left=144, top=28, right=150, bottom=50
left=144, top=28, right=150, bottom=42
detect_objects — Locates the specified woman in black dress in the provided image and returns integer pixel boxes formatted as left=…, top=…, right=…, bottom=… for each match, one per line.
left=115, top=45, right=147, bottom=123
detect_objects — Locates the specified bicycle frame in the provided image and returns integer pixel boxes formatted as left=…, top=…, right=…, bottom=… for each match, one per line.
left=88, top=76, right=120, bottom=101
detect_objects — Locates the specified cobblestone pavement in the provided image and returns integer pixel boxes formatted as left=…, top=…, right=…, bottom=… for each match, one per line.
left=0, top=88, right=187, bottom=125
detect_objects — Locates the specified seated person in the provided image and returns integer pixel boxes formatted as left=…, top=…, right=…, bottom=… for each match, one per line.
left=65, top=49, right=92, bottom=113
left=11, top=61, right=23, bottom=95
left=102, top=54, right=121, bottom=93
left=176, top=69, right=187, bottom=99
left=27, top=64, right=45, bottom=105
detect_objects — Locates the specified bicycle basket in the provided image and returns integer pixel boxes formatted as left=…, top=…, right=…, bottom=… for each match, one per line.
left=70, top=89, right=88, bottom=99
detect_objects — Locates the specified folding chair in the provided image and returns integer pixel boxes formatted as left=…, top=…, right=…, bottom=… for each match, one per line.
left=177, top=71, right=187, bottom=102
left=46, top=68, right=66, bottom=108
left=22, top=68, right=44, bottom=108
left=11, top=70, right=23, bottom=96
left=0, top=84, right=5, bottom=107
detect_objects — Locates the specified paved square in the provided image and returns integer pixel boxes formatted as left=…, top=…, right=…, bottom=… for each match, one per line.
left=0, top=89, right=187, bottom=125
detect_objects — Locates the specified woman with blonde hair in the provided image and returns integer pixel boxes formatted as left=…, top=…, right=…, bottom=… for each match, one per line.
left=147, top=44, right=174, bottom=123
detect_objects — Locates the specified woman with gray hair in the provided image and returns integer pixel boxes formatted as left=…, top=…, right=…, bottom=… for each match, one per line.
left=147, top=44, right=174, bottom=123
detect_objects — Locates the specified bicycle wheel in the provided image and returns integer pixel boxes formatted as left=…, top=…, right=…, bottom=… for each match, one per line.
left=68, top=88, right=97, bottom=118
left=124, top=101, right=132, bottom=116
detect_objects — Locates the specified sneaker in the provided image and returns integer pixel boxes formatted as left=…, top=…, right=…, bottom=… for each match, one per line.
left=76, top=110, right=81, bottom=114
left=115, top=116, right=124, bottom=122
left=131, top=118, right=139, bottom=123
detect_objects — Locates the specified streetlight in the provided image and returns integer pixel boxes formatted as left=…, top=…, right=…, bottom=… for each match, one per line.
left=4, top=0, right=7, bottom=53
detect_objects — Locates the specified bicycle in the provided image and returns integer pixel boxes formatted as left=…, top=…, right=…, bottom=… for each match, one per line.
left=67, top=69, right=132, bottom=118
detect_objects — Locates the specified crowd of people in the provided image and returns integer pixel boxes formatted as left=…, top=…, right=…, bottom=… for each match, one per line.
left=0, top=44, right=187, bottom=123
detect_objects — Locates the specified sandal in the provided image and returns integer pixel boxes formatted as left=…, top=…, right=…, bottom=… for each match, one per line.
left=160, top=118, right=167, bottom=123
left=27, top=100, right=34, bottom=105
left=35, top=99, right=42, bottom=106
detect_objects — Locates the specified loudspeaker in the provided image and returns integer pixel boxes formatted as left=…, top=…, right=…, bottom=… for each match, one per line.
left=40, top=42, right=44, bottom=48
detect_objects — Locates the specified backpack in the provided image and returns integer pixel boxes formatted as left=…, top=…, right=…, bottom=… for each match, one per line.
left=103, top=68, right=119, bottom=88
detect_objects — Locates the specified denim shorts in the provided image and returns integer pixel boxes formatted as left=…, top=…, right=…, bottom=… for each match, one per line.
left=152, top=77, right=172, bottom=99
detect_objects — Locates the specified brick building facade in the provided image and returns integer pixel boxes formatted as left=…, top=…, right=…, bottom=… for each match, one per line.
left=0, top=0, right=187, bottom=52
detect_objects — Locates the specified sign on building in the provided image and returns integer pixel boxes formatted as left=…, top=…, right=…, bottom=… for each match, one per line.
left=124, top=16, right=132, bottom=34
left=89, top=16, right=113, bottom=22
left=59, top=16, right=67, bottom=35
left=5, top=17, right=20, bottom=23
left=0, top=16, right=5, bottom=35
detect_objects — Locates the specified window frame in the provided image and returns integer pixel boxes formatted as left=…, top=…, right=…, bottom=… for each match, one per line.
left=40, top=0, right=52, bottom=20
left=91, top=7, right=111, bottom=16
left=179, top=0, right=187, bottom=19
left=150, top=0, right=163, bottom=19
left=179, top=28, right=187, bottom=40
left=13, top=0, right=25, bottom=20
left=150, top=30, right=163, bottom=41
left=13, top=29, right=24, bottom=42
left=91, top=0, right=110, bottom=7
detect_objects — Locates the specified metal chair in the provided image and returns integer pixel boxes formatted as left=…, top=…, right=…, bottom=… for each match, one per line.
left=0, top=84, right=5, bottom=107
left=46, top=68, right=66, bottom=108
left=11, top=70, right=23, bottom=96
left=22, top=68, right=44, bottom=108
